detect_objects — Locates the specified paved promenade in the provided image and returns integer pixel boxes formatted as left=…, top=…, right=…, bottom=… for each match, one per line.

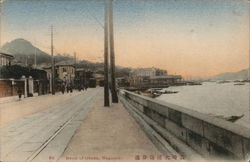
left=0, top=88, right=162, bottom=162
left=59, top=91, right=160, bottom=162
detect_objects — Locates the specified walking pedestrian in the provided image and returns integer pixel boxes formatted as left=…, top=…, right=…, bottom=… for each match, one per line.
left=70, top=83, right=73, bottom=93
left=17, top=88, right=22, bottom=101
left=78, top=85, right=82, bottom=92
left=66, top=84, right=69, bottom=93
left=85, top=82, right=88, bottom=90
left=61, top=83, right=65, bottom=94
left=83, top=84, right=85, bottom=90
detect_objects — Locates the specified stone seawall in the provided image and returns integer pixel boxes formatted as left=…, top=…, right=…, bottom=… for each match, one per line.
left=119, top=90, right=250, bottom=160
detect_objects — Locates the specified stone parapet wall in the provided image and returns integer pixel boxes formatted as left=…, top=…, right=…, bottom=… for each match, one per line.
left=119, top=90, right=250, bottom=160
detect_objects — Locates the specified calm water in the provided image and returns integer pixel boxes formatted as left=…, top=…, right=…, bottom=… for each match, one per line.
left=157, top=82, right=250, bottom=128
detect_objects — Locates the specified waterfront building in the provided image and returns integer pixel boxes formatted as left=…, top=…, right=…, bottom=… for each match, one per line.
left=150, top=75, right=182, bottom=85
left=129, top=68, right=167, bottom=86
left=130, top=68, right=167, bottom=78
left=129, top=67, right=182, bottom=87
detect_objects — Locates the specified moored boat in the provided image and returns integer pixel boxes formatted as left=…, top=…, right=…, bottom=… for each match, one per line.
left=217, top=80, right=230, bottom=84
left=234, top=83, right=245, bottom=85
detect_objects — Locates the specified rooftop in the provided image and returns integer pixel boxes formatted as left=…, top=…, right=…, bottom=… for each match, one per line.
left=150, top=75, right=182, bottom=79
left=0, top=51, right=14, bottom=58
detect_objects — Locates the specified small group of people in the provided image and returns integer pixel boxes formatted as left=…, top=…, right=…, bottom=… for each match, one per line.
left=77, top=84, right=88, bottom=92
left=61, top=83, right=73, bottom=94
left=60, top=82, right=88, bottom=94
left=16, top=81, right=89, bottom=100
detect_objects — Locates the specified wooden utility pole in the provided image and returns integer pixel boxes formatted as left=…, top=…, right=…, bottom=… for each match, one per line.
left=104, top=0, right=110, bottom=106
left=25, top=56, right=28, bottom=66
left=108, top=0, right=118, bottom=103
left=0, top=0, right=2, bottom=48
left=74, top=52, right=76, bottom=65
left=34, top=48, right=37, bottom=68
left=51, top=25, right=55, bottom=95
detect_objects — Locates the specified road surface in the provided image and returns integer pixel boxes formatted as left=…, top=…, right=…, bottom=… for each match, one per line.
left=0, top=91, right=83, bottom=126
left=0, top=88, right=100, bottom=162
left=0, top=88, right=163, bottom=162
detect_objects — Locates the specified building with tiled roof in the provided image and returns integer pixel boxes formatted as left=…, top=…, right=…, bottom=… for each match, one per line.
left=0, top=51, right=14, bottom=66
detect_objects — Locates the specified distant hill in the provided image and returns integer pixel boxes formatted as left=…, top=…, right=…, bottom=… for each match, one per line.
left=1, top=38, right=79, bottom=66
left=0, top=38, right=132, bottom=77
left=210, top=69, right=249, bottom=81
left=2, top=38, right=45, bottom=55
left=1, top=38, right=51, bottom=65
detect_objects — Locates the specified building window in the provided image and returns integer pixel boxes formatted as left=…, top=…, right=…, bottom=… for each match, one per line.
left=63, top=68, right=66, bottom=72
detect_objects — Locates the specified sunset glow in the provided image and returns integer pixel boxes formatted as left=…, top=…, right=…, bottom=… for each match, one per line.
left=1, top=0, right=249, bottom=78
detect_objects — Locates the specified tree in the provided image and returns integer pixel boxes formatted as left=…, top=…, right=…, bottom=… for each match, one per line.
left=0, top=65, right=47, bottom=79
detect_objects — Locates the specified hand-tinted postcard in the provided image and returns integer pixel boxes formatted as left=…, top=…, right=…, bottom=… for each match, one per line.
left=0, top=0, right=249, bottom=162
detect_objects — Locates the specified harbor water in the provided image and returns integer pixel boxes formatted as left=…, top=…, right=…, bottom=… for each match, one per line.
left=156, top=82, right=250, bottom=128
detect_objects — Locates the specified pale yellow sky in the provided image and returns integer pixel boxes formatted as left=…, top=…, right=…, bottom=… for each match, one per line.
left=1, top=0, right=249, bottom=78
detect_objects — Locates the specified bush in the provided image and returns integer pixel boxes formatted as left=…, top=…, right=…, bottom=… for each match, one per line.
left=0, top=65, right=47, bottom=79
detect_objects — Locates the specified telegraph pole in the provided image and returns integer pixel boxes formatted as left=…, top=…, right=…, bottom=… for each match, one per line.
left=104, top=0, right=110, bottom=106
left=0, top=0, right=3, bottom=48
left=34, top=48, right=37, bottom=68
left=74, top=52, right=76, bottom=86
left=25, top=56, right=28, bottom=66
left=108, top=0, right=118, bottom=103
left=51, top=25, right=55, bottom=95
left=74, top=52, right=76, bottom=64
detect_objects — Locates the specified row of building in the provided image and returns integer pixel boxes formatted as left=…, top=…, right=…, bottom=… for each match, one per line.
left=1, top=51, right=183, bottom=98
left=118, top=68, right=182, bottom=88
left=0, top=51, right=103, bottom=98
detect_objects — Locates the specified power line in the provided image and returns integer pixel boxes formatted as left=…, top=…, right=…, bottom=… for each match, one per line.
left=32, top=41, right=50, bottom=50
left=84, top=4, right=104, bottom=29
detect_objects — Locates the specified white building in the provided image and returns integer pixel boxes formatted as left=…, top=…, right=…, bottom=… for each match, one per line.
left=0, top=52, right=14, bottom=66
left=129, top=68, right=168, bottom=86
left=130, top=68, right=167, bottom=77
left=129, top=68, right=182, bottom=87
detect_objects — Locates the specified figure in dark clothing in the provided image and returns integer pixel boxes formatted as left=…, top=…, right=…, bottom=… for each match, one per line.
left=84, top=82, right=88, bottom=90
left=70, top=84, right=73, bottom=93
left=78, top=85, right=82, bottom=92
left=17, top=88, right=22, bottom=101
left=66, top=85, right=69, bottom=93
left=61, top=84, right=65, bottom=94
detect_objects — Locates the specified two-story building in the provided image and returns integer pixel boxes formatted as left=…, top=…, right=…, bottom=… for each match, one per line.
left=129, top=68, right=168, bottom=86
left=43, top=62, right=76, bottom=89
left=55, top=63, right=75, bottom=84
left=129, top=67, right=181, bottom=87
left=150, top=75, right=182, bottom=85
left=0, top=52, right=14, bottom=66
